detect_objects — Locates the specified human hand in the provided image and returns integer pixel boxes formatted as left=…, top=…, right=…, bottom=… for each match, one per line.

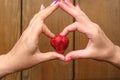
left=0, top=1, right=64, bottom=75
left=59, top=0, right=120, bottom=65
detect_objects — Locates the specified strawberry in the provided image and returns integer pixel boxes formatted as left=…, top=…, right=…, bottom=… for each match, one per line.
left=51, top=35, right=69, bottom=54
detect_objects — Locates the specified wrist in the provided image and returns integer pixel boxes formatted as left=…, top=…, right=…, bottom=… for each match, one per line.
left=108, top=45, right=120, bottom=68
left=0, top=54, right=14, bottom=78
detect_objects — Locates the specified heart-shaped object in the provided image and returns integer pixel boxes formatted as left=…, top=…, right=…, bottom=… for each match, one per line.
left=50, top=35, right=69, bottom=54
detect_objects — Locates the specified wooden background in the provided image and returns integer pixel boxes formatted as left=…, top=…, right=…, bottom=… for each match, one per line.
left=0, top=0, right=120, bottom=80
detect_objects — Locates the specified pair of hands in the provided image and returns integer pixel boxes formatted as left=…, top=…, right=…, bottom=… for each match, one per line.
left=0, top=0, right=119, bottom=77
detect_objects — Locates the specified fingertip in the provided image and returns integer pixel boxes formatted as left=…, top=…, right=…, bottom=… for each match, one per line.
left=49, top=32, right=55, bottom=38
left=50, top=0, right=56, bottom=6
left=59, top=0, right=62, bottom=4
left=59, top=0, right=66, bottom=7
left=65, top=51, right=78, bottom=60
left=59, top=57, right=65, bottom=61
left=42, top=25, right=55, bottom=38
left=75, top=4, right=81, bottom=10
left=60, top=29, right=69, bottom=36
left=44, top=52, right=64, bottom=60
left=40, top=4, right=45, bottom=11
left=65, top=56, right=72, bottom=62
left=58, top=55, right=65, bottom=61
left=65, top=52, right=74, bottom=62
left=53, top=52, right=65, bottom=61
left=50, top=0, right=59, bottom=6
left=66, top=50, right=90, bottom=59
left=59, top=32, right=66, bottom=36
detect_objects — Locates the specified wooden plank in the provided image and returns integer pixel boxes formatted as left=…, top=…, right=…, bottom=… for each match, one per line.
left=75, top=0, right=120, bottom=80
left=0, top=0, right=21, bottom=80
left=22, top=0, right=74, bottom=80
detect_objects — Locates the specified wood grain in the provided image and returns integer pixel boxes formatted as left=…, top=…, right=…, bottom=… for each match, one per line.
left=75, top=0, right=120, bottom=80
left=0, top=0, right=21, bottom=80
left=22, top=0, right=74, bottom=80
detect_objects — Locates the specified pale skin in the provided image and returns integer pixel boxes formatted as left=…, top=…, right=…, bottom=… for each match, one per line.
left=59, top=0, right=120, bottom=68
left=0, top=2, right=64, bottom=78
left=0, top=0, right=120, bottom=78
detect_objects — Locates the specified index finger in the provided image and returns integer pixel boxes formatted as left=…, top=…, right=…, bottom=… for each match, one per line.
left=60, top=23, right=78, bottom=36
left=60, top=22, right=90, bottom=36
left=40, top=2, right=59, bottom=20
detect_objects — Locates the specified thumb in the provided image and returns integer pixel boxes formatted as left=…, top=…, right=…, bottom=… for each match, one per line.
left=65, top=50, right=91, bottom=62
left=36, top=52, right=65, bottom=62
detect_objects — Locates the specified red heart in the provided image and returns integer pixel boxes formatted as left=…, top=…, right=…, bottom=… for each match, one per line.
left=50, top=35, right=69, bottom=54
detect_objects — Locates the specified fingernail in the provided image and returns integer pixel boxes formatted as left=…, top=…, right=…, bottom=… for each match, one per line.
left=40, top=4, right=44, bottom=10
left=50, top=0, right=59, bottom=6
left=50, top=1, right=56, bottom=6
left=59, top=58, right=64, bottom=61
left=65, top=56, right=72, bottom=62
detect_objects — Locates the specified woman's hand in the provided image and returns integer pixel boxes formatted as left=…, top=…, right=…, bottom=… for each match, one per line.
left=59, top=0, right=120, bottom=67
left=0, top=2, right=64, bottom=77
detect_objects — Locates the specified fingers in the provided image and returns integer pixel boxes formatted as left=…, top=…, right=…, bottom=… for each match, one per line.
left=42, top=24, right=55, bottom=38
left=35, top=52, right=65, bottom=62
left=60, top=22, right=89, bottom=36
left=60, top=22, right=78, bottom=36
left=59, top=0, right=81, bottom=17
left=59, top=0, right=76, bottom=17
left=66, top=0, right=72, bottom=3
left=28, top=3, right=57, bottom=38
left=40, top=4, right=45, bottom=11
left=65, top=50, right=91, bottom=62
left=40, top=1, right=59, bottom=20
left=64, top=0, right=74, bottom=7
left=30, top=1, right=59, bottom=25
left=29, top=5, right=45, bottom=26
left=59, top=0, right=90, bottom=22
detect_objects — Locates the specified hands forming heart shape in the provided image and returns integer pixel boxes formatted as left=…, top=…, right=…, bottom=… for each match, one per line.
left=4, top=0, right=118, bottom=73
